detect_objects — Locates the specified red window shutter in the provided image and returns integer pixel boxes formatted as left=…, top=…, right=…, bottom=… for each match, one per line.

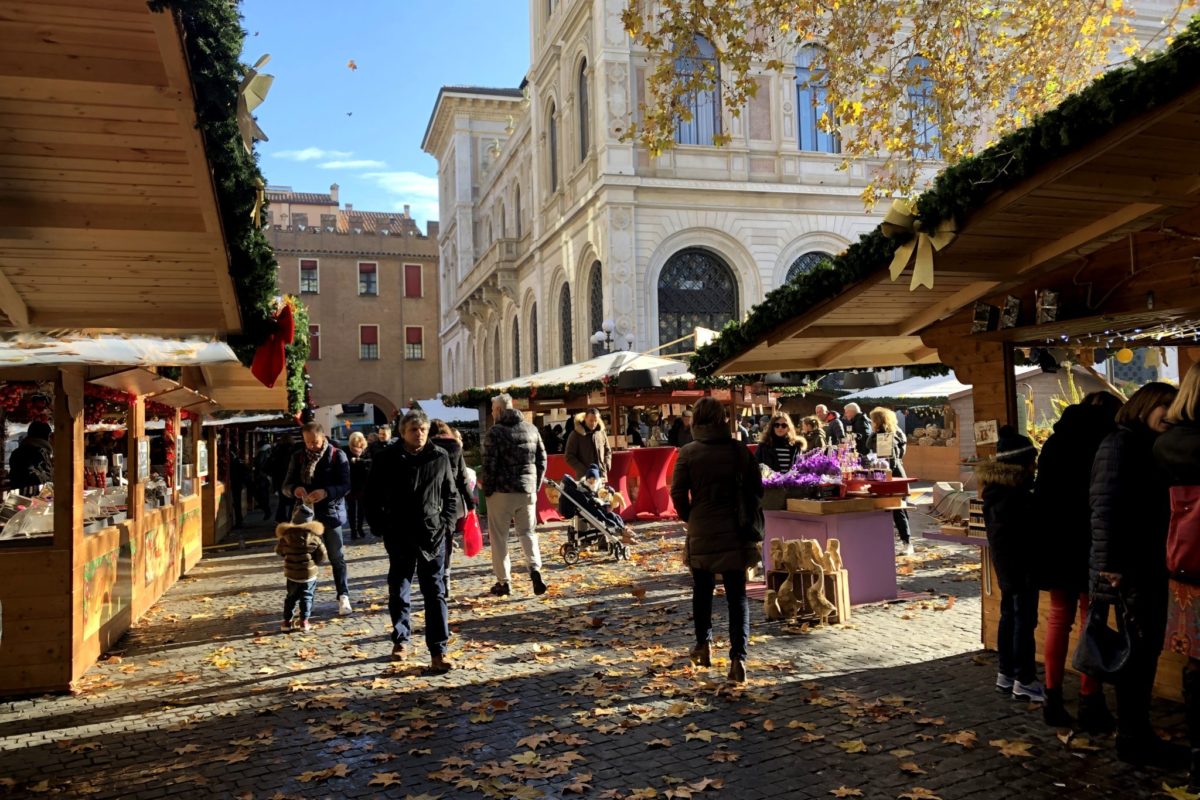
left=359, top=262, right=376, bottom=274
left=300, top=259, right=317, bottom=270
left=309, top=325, right=320, bottom=359
left=360, top=326, right=378, bottom=345
left=404, top=264, right=421, bottom=297
left=405, top=326, right=422, bottom=345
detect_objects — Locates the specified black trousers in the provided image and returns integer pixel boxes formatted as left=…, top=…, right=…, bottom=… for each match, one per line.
left=997, top=582, right=1039, bottom=684
left=1116, top=579, right=1168, bottom=740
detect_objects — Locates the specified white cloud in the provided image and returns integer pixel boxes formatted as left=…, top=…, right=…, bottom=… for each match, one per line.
left=362, top=171, right=440, bottom=225
left=318, top=159, right=388, bottom=170
left=273, top=147, right=352, bottom=162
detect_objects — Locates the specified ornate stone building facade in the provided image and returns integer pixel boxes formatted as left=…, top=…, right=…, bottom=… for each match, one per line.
left=267, top=185, right=441, bottom=418
left=422, top=0, right=1171, bottom=393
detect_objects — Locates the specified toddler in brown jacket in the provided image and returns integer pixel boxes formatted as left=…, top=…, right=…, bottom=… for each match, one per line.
left=275, top=503, right=328, bottom=631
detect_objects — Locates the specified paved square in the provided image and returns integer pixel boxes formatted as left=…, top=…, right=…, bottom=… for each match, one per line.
left=0, top=513, right=1188, bottom=798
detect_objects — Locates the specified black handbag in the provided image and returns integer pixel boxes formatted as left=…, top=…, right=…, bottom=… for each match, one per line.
left=1072, top=594, right=1133, bottom=681
left=733, top=445, right=765, bottom=543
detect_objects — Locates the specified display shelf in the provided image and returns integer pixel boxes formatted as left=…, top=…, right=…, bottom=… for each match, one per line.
left=921, top=527, right=986, bottom=546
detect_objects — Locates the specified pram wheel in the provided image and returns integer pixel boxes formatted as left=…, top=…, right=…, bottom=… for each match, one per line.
left=560, top=542, right=581, bottom=566
left=618, top=544, right=631, bottom=561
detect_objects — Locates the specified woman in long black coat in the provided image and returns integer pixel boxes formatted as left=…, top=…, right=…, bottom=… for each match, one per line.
left=1035, top=393, right=1122, bottom=728
left=1090, top=382, right=1182, bottom=769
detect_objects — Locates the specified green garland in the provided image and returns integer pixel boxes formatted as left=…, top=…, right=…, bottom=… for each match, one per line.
left=147, top=0, right=303, bottom=412
left=286, top=298, right=311, bottom=414
left=692, top=15, right=1200, bottom=377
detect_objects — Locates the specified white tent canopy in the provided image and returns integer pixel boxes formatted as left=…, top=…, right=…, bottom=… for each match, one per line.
left=842, top=366, right=1041, bottom=402
left=488, top=350, right=691, bottom=391
left=0, top=333, right=238, bottom=367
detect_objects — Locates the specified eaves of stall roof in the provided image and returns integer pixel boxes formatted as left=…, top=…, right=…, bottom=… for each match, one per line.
left=711, top=30, right=1200, bottom=377
left=0, top=0, right=242, bottom=336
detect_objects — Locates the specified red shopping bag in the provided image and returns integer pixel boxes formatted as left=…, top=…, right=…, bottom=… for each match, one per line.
left=462, top=511, right=483, bottom=557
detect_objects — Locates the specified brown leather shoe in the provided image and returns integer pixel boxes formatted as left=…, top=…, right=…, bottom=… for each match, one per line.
left=727, top=659, right=747, bottom=684
left=429, top=655, right=454, bottom=674
left=689, top=643, right=712, bottom=667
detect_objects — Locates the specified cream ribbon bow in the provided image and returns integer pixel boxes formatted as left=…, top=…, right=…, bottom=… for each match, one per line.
left=881, top=199, right=956, bottom=291
left=237, top=54, right=274, bottom=154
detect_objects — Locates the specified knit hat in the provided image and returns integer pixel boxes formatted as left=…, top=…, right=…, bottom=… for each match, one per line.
left=584, top=464, right=602, bottom=480
left=995, top=426, right=1036, bottom=466
left=291, top=503, right=315, bottom=525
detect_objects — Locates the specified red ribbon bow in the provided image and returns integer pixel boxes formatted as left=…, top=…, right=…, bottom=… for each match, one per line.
left=250, top=303, right=295, bottom=388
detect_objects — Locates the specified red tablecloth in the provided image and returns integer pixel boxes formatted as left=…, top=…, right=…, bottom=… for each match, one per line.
left=628, top=447, right=678, bottom=520
left=608, top=450, right=635, bottom=519
left=535, top=454, right=572, bottom=523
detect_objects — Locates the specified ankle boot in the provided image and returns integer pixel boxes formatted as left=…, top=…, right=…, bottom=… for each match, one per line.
left=1078, top=691, right=1117, bottom=735
left=1190, top=748, right=1200, bottom=791
left=689, top=642, right=712, bottom=667
left=1042, top=687, right=1074, bottom=728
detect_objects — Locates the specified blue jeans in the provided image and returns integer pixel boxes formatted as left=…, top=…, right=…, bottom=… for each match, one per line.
left=692, top=569, right=749, bottom=662
left=998, top=582, right=1039, bottom=684
left=385, top=541, right=449, bottom=656
left=284, top=578, right=317, bottom=621
left=323, top=525, right=349, bottom=598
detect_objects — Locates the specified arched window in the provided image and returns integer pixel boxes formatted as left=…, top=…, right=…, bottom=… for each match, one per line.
left=907, top=56, right=940, bottom=158
left=578, top=59, right=590, bottom=160
left=492, top=327, right=501, bottom=383
left=529, top=302, right=539, bottom=373
left=796, top=46, right=839, bottom=154
left=514, top=184, right=522, bottom=237
left=548, top=102, right=559, bottom=191
left=559, top=283, right=573, bottom=365
left=588, top=261, right=604, bottom=356
left=674, top=35, right=721, bottom=146
left=785, top=250, right=833, bottom=283
left=499, top=203, right=506, bottom=238
left=657, top=248, right=738, bottom=355
left=511, top=319, right=521, bottom=378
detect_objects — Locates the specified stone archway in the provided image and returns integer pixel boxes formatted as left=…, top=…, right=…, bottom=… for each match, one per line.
left=349, top=391, right=397, bottom=422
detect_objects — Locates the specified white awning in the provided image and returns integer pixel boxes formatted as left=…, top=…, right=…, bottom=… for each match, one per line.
left=0, top=333, right=238, bottom=367
left=489, top=350, right=690, bottom=391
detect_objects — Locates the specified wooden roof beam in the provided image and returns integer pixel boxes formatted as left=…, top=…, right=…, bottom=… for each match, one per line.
left=765, top=271, right=892, bottom=346
left=895, top=281, right=1001, bottom=335
left=0, top=265, right=29, bottom=328
left=788, top=324, right=901, bottom=339
left=817, top=340, right=864, bottom=368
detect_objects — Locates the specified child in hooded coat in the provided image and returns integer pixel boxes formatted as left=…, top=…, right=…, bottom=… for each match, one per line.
left=276, top=503, right=328, bottom=631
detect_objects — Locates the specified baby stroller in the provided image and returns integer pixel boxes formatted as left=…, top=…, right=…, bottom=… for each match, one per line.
left=547, top=475, right=631, bottom=565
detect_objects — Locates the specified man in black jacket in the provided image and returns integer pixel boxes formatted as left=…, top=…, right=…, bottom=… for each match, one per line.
left=367, top=410, right=456, bottom=672
left=843, top=402, right=874, bottom=457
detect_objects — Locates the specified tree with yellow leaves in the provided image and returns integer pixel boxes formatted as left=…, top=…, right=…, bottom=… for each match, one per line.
left=621, top=0, right=1197, bottom=207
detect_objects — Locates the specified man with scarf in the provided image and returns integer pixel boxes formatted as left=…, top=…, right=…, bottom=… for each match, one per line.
left=284, top=422, right=353, bottom=616
left=366, top=409, right=457, bottom=672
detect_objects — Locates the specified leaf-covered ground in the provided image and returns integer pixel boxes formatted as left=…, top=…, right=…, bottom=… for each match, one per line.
left=0, top=513, right=1188, bottom=798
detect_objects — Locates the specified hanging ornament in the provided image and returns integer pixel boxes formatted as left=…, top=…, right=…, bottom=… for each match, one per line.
left=1115, top=348, right=1135, bottom=364
left=237, top=54, right=274, bottom=154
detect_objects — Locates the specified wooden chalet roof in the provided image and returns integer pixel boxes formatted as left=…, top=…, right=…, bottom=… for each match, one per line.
left=710, top=32, right=1200, bottom=376
left=0, top=0, right=241, bottom=334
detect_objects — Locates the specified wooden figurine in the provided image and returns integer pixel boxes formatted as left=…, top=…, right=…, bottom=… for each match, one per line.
left=799, top=539, right=836, bottom=622
left=776, top=572, right=799, bottom=618
left=764, top=589, right=783, bottom=621
left=770, top=539, right=786, bottom=570
left=823, top=538, right=843, bottom=572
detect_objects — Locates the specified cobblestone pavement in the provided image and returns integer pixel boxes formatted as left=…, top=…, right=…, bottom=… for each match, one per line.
left=0, top=510, right=1189, bottom=799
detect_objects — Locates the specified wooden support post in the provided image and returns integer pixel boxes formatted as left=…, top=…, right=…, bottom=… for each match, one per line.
left=54, top=367, right=84, bottom=553
left=170, top=408, right=181, bottom=504
left=126, top=396, right=145, bottom=529
left=201, top=424, right=219, bottom=546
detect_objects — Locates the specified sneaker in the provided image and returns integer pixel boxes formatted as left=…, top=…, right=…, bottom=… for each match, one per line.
left=337, top=595, right=352, bottom=615
left=996, top=672, right=1015, bottom=693
left=489, top=582, right=511, bottom=597
left=280, top=620, right=293, bottom=632
left=904, top=542, right=915, bottom=557
left=1013, top=680, right=1046, bottom=704
left=530, top=569, right=548, bottom=596
left=391, top=643, right=407, bottom=662
left=299, top=619, right=312, bottom=631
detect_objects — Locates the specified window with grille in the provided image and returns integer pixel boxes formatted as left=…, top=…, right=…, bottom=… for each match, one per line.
left=559, top=284, right=573, bottom=365
left=359, top=325, right=379, bottom=360
left=511, top=319, right=521, bottom=377
left=404, top=264, right=422, bottom=298
left=548, top=103, right=559, bottom=191
left=405, top=327, right=423, bottom=360
left=657, top=248, right=737, bottom=355
left=588, top=262, right=604, bottom=356
left=300, top=259, right=319, bottom=294
left=529, top=303, right=539, bottom=372
left=785, top=251, right=833, bottom=283
left=907, top=56, right=941, bottom=158
left=796, top=46, right=839, bottom=154
left=358, top=262, right=378, bottom=295
left=578, top=60, right=590, bottom=160
left=674, top=35, right=722, bottom=146
left=309, top=324, right=320, bottom=360
left=515, top=184, right=522, bottom=238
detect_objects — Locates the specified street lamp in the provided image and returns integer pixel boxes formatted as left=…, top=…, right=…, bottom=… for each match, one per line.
left=591, top=319, right=635, bottom=353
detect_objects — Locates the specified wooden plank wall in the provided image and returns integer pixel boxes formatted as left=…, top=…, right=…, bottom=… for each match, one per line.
left=0, top=548, right=71, bottom=693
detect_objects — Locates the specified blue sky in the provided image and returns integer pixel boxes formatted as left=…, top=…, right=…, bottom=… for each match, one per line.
left=239, top=0, right=530, bottom=227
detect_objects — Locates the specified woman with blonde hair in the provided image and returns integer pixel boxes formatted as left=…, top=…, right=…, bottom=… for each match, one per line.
left=756, top=412, right=804, bottom=473
left=866, top=407, right=912, bottom=555
left=346, top=431, right=371, bottom=540
left=1157, top=363, right=1200, bottom=787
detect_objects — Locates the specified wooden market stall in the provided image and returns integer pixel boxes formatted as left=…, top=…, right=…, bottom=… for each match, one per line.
left=693, top=22, right=1200, bottom=698
left=0, top=0, right=297, bottom=695
left=446, top=351, right=777, bottom=523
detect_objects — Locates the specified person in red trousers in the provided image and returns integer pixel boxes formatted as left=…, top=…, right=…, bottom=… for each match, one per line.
left=1034, top=391, right=1123, bottom=729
